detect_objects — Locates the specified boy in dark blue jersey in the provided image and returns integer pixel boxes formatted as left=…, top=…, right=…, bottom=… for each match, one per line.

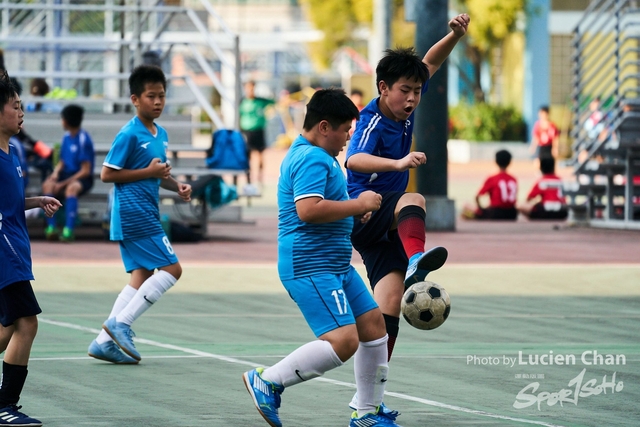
left=88, top=65, right=192, bottom=364
left=0, top=70, right=62, bottom=427
left=345, top=13, right=469, bottom=411
left=243, top=89, right=403, bottom=427
left=42, top=104, right=95, bottom=242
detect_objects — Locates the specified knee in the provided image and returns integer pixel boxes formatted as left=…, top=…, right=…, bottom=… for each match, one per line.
left=331, top=330, right=360, bottom=362
left=164, top=263, right=182, bottom=280
left=336, top=337, right=360, bottom=362
left=399, top=193, right=426, bottom=211
left=65, top=181, right=81, bottom=197
left=15, top=316, right=38, bottom=340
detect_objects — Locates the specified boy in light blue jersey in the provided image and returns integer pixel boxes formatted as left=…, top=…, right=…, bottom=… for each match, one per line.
left=345, top=13, right=469, bottom=414
left=0, top=70, right=62, bottom=427
left=243, top=89, right=403, bottom=427
left=42, top=104, right=95, bottom=242
left=88, top=65, right=192, bottom=364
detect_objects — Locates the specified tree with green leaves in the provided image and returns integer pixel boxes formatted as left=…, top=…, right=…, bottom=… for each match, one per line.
left=454, top=0, right=526, bottom=102
left=301, top=0, right=415, bottom=69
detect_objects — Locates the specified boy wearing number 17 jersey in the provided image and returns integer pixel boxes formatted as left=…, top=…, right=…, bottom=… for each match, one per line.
left=88, top=65, right=192, bottom=364
left=242, top=89, right=402, bottom=427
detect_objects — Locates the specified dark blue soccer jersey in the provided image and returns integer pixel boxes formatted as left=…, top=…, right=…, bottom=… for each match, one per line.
left=0, top=145, right=34, bottom=289
left=103, top=117, right=168, bottom=241
left=60, top=129, right=95, bottom=176
left=277, top=135, right=353, bottom=280
left=346, top=83, right=429, bottom=198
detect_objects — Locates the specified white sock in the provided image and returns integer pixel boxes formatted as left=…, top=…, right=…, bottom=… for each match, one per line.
left=262, top=340, right=343, bottom=388
left=116, top=270, right=177, bottom=325
left=354, top=335, right=389, bottom=417
left=96, top=285, right=137, bottom=344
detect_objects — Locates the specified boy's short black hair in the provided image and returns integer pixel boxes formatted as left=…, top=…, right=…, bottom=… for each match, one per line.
left=9, top=78, right=22, bottom=96
left=129, top=64, right=166, bottom=97
left=351, top=88, right=363, bottom=97
left=539, top=105, right=549, bottom=113
left=539, top=155, right=555, bottom=174
left=376, top=47, right=429, bottom=94
left=0, top=70, right=19, bottom=110
left=495, top=149, right=512, bottom=169
left=303, top=88, right=360, bottom=131
left=61, top=104, right=84, bottom=128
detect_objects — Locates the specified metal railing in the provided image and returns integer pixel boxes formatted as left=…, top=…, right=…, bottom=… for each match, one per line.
left=0, top=0, right=241, bottom=132
left=570, top=0, right=640, bottom=171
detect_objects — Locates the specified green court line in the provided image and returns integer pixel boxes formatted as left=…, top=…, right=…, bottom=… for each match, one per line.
left=38, top=317, right=568, bottom=427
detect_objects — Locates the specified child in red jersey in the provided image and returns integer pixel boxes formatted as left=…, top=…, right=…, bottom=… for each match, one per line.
left=530, top=106, right=559, bottom=160
left=519, top=156, right=568, bottom=220
left=461, top=149, right=518, bottom=220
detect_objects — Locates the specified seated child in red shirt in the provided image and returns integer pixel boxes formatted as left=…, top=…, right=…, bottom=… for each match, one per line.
left=462, top=149, right=518, bottom=220
left=518, top=156, right=568, bottom=220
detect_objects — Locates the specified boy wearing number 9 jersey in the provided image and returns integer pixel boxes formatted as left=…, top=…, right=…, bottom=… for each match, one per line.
left=88, top=65, right=192, bottom=364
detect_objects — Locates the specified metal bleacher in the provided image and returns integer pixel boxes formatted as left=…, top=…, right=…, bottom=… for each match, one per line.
left=1, top=0, right=251, bottom=237
left=565, top=0, right=640, bottom=229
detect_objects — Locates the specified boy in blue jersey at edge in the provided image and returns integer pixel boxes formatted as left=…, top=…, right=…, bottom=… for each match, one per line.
left=42, top=104, right=95, bottom=242
left=0, top=70, right=62, bottom=427
left=345, top=13, right=469, bottom=415
left=88, top=65, right=192, bottom=364
left=243, top=89, right=405, bottom=427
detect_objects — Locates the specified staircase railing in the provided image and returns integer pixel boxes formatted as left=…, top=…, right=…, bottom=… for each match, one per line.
left=571, top=0, right=640, bottom=171
left=0, top=0, right=240, bottom=132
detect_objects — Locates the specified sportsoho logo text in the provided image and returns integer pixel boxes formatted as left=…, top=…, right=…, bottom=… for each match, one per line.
left=466, top=350, right=626, bottom=411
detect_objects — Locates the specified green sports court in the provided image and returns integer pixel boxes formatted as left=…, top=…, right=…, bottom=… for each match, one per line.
left=22, top=158, right=640, bottom=427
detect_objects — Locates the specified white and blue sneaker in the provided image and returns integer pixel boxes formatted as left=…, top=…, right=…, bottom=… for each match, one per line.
left=102, top=317, right=141, bottom=361
left=0, top=404, right=42, bottom=426
left=243, top=368, right=284, bottom=427
left=88, top=339, right=139, bottom=364
left=349, top=407, right=403, bottom=426
left=404, top=246, right=448, bottom=287
left=349, top=392, right=399, bottom=420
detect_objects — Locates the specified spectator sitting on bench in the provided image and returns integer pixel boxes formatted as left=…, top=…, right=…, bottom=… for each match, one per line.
left=42, top=104, right=95, bottom=242
left=518, top=156, right=568, bottom=220
left=461, top=149, right=518, bottom=220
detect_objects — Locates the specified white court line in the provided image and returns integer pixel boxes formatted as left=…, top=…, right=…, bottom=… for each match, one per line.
left=39, top=317, right=566, bottom=427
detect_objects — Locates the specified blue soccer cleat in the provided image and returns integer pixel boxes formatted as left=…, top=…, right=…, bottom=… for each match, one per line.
left=102, top=317, right=141, bottom=361
left=242, top=368, right=284, bottom=427
left=88, top=339, right=139, bottom=364
left=0, top=404, right=42, bottom=426
left=404, top=246, right=448, bottom=287
left=349, top=407, right=404, bottom=427
left=348, top=392, right=399, bottom=420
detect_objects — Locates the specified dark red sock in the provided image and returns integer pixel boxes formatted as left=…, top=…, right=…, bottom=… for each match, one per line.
left=383, top=314, right=400, bottom=361
left=397, top=205, right=426, bottom=259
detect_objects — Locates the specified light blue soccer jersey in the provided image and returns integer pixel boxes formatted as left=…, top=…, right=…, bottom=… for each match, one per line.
left=0, top=145, right=34, bottom=289
left=278, top=135, right=354, bottom=280
left=59, top=129, right=95, bottom=176
left=346, top=82, right=429, bottom=198
left=103, top=116, right=169, bottom=241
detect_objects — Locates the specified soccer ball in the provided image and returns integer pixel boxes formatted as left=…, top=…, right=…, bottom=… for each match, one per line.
left=401, top=281, right=451, bottom=330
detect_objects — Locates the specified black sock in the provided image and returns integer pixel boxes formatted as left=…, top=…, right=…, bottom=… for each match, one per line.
left=383, top=314, right=400, bottom=362
left=0, top=362, right=28, bottom=407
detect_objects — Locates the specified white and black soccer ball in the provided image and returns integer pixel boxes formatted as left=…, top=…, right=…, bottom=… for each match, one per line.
left=401, top=281, right=451, bottom=330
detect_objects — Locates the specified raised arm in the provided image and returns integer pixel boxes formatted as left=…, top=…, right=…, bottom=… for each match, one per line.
left=422, top=13, right=470, bottom=78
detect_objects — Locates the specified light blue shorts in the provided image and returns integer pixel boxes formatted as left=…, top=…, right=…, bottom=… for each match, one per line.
left=119, top=234, right=179, bottom=273
left=282, top=266, right=378, bottom=337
